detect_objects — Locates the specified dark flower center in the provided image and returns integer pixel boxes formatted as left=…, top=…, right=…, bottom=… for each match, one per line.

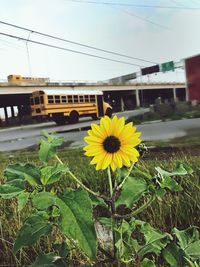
left=103, top=135, right=121, bottom=153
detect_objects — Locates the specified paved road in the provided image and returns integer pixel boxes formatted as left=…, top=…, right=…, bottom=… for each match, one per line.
left=0, top=109, right=148, bottom=152
left=0, top=109, right=199, bottom=152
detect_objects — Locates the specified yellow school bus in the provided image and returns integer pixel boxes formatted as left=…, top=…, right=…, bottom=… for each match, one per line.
left=30, top=89, right=112, bottom=125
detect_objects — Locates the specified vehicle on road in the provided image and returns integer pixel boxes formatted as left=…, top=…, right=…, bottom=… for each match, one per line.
left=30, top=89, right=112, bottom=125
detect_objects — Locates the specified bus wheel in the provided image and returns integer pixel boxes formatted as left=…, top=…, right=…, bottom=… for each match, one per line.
left=91, top=114, right=98, bottom=120
left=105, top=108, right=112, bottom=118
left=69, top=111, right=79, bottom=124
left=54, top=114, right=66, bottom=125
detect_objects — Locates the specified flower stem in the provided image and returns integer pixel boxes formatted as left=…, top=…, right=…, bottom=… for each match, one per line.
left=130, top=195, right=156, bottom=217
left=107, top=166, right=113, bottom=197
left=107, top=167, right=118, bottom=262
left=118, top=162, right=135, bottom=189
left=54, top=155, right=104, bottom=199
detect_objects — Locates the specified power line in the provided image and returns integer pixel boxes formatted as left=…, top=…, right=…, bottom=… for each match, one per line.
left=108, top=5, right=170, bottom=30
left=0, top=20, right=156, bottom=64
left=64, top=0, right=200, bottom=9
left=0, top=32, right=146, bottom=67
left=63, top=0, right=170, bottom=30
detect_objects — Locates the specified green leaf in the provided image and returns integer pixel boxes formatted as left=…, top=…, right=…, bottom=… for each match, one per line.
left=39, top=132, right=64, bottom=163
left=32, top=192, right=56, bottom=210
left=173, top=226, right=199, bottom=250
left=173, top=227, right=200, bottom=261
left=53, top=242, right=70, bottom=257
left=89, top=194, right=107, bottom=208
left=30, top=252, right=66, bottom=267
left=131, top=167, right=152, bottom=180
left=13, top=214, right=52, bottom=255
left=155, top=163, right=188, bottom=177
left=140, top=258, right=157, bottom=267
left=17, top=192, right=30, bottom=210
left=116, top=176, right=147, bottom=208
left=163, top=243, right=184, bottom=267
left=0, top=183, right=24, bottom=199
left=137, top=223, right=172, bottom=258
left=185, top=241, right=200, bottom=260
left=160, top=176, right=182, bottom=192
left=4, top=163, right=41, bottom=186
left=155, top=188, right=166, bottom=200
left=115, top=220, right=134, bottom=262
left=184, top=257, right=199, bottom=267
left=40, top=164, right=68, bottom=185
left=57, top=188, right=97, bottom=259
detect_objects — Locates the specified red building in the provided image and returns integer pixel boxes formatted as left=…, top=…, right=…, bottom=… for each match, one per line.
left=185, top=54, right=200, bottom=102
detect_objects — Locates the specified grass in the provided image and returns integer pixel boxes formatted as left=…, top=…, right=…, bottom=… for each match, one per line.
left=127, top=102, right=200, bottom=125
left=0, top=141, right=200, bottom=266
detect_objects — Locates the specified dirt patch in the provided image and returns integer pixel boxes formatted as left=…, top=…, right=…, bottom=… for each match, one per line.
left=144, top=145, right=200, bottom=160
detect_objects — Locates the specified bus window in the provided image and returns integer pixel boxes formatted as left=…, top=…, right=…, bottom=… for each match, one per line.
left=79, top=95, right=84, bottom=102
left=85, top=95, right=89, bottom=102
left=35, top=97, right=40, bottom=104
left=61, top=96, right=67, bottom=103
left=74, top=95, right=78, bottom=103
left=30, top=98, right=34, bottom=105
left=48, top=95, right=54, bottom=104
left=90, top=95, right=95, bottom=102
left=40, top=96, right=44, bottom=104
left=68, top=95, right=73, bottom=103
left=55, top=95, right=60, bottom=103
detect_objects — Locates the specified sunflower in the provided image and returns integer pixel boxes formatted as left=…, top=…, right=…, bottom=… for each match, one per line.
left=83, top=116, right=141, bottom=171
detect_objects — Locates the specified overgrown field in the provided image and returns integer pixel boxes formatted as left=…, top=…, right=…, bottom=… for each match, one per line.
left=0, top=144, right=200, bottom=266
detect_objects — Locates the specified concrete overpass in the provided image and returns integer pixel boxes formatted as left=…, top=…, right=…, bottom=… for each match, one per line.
left=0, top=82, right=186, bottom=124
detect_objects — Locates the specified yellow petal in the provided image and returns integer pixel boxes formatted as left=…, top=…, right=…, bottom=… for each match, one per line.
left=110, top=115, right=118, bottom=134
left=113, top=152, right=123, bottom=169
left=84, top=147, right=104, bottom=157
left=96, top=157, right=105, bottom=170
left=91, top=124, right=106, bottom=138
left=120, top=152, right=131, bottom=167
left=83, top=144, right=102, bottom=151
left=127, top=152, right=139, bottom=163
left=121, top=146, right=140, bottom=158
left=110, top=161, right=117, bottom=172
left=100, top=116, right=112, bottom=136
left=119, top=123, right=137, bottom=140
left=122, top=137, right=141, bottom=147
left=87, top=130, right=93, bottom=136
left=114, top=117, right=125, bottom=137
left=101, top=153, right=112, bottom=170
left=84, top=135, right=103, bottom=144
left=90, top=151, right=106, bottom=164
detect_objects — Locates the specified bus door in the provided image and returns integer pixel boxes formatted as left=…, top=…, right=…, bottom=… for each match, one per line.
left=97, top=95, right=104, bottom=117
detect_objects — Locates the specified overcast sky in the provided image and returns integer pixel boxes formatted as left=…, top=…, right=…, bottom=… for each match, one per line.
left=0, top=0, right=200, bottom=83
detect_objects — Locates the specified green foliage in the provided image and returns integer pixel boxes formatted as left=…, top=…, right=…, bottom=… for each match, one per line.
left=40, top=164, right=68, bottom=185
left=116, top=176, right=147, bottom=208
left=140, top=258, right=157, bottom=267
left=13, top=213, right=53, bottom=255
left=4, top=163, right=41, bottom=186
left=38, top=131, right=64, bottom=163
left=0, top=131, right=199, bottom=266
left=31, top=252, right=66, bottom=267
left=136, top=221, right=172, bottom=258
left=163, top=226, right=200, bottom=267
left=154, top=163, right=188, bottom=192
left=17, top=191, right=30, bottom=210
left=57, top=188, right=97, bottom=260
left=0, top=181, right=25, bottom=199
left=32, top=191, right=56, bottom=210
